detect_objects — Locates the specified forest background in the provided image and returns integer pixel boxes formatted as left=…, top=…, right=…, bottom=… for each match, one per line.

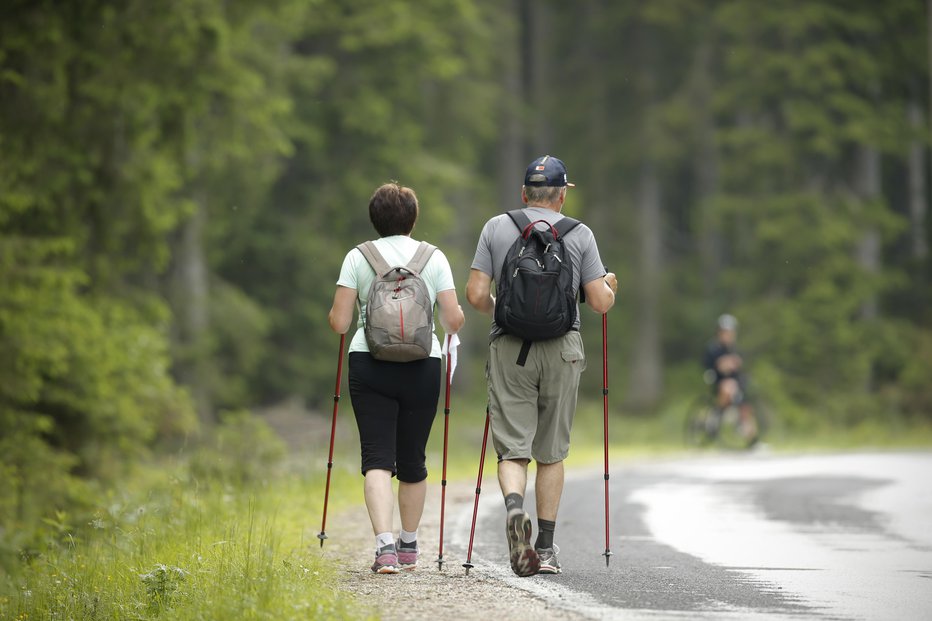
left=2, top=0, right=931, bottom=588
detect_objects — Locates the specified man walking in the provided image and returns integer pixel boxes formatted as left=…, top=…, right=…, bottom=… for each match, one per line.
left=466, top=155, right=617, bottom=576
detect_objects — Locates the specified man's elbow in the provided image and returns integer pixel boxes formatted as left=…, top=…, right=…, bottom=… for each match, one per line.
left=587, top=293, right=615, bottom=315
left=465, top=284, right=482, bottom=311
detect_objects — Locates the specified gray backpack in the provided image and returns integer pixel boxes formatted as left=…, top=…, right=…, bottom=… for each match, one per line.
left=356, top=241, right=437, bottom=362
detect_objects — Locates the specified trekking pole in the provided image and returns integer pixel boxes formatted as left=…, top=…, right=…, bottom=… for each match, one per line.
left=436, top=334, right=453, bottom=570
left=601, top=312, right=613, bottom=566
left=318, top=333, right=346, bottom=547
left=462, top=407, right=491, bottom=575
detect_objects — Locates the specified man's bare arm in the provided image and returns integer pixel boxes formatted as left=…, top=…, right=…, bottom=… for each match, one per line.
left=466, top=269, right=495, bottom=316
left=583, top=272, right=618, bottom=315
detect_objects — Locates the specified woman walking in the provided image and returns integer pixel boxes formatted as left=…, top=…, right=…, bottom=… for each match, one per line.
left=328, top=182, right=465, bottom=573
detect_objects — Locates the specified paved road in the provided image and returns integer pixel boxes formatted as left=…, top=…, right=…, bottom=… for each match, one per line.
left=450, top=451, right=932, bottom=620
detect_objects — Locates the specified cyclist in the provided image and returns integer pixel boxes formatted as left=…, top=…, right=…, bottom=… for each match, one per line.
left=702, top=314, right=758, bottom=444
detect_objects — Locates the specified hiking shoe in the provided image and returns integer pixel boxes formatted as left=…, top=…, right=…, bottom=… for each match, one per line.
left=371, top=546, right=400, bottom=574
left=505, top=509, right=540, bottom=577
left=536, top=544, right=561, bottom=574
left=397, top=542, right=418, bottom=570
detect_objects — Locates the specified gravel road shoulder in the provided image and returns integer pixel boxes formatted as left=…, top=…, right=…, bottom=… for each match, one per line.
left=316, top=482, right=590, bottom=621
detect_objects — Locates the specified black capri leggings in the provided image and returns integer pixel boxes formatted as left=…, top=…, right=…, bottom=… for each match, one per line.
left=347, top=352, right=441, bottom=483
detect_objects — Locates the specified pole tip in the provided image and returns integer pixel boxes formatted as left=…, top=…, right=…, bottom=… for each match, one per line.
left=603, top=549, right=613, bottom=567
left=436, top=556, right=444, bottom=571
left=462, top=561, right=474, bottom=575
left=317, top=532, right=328, bottom=547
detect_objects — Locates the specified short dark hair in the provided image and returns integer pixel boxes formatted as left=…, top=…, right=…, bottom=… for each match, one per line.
left=369, top=183, right=418, bottom=237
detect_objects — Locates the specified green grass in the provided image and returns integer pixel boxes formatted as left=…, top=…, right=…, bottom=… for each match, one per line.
left=0, top=463, right=367, bottom=621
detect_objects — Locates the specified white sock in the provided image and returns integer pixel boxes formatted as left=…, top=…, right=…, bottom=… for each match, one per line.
left=375, top=531, right=395, bottom=552
left=399, top=529, right=417, bottom=546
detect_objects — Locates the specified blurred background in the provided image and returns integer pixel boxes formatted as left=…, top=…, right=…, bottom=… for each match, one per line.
left=1, top=0, right=930, bottom=566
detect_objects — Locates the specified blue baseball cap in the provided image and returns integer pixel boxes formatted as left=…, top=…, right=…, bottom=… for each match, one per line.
left=524, top=155, right=576, bottom=188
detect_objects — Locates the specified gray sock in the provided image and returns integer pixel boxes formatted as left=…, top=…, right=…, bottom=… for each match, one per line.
left=504, top=493, right=524, bottom=513
left=377, top=543, right=396, bottom=555
left=399, top=529, right=417, bottom=549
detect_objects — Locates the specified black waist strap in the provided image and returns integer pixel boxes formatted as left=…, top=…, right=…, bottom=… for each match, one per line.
left=513, top=328, right=578, bottom=366
left=516, top=340, right=532, bottom=367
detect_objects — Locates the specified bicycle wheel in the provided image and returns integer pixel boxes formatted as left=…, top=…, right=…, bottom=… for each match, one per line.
left=716, top=400, right=768, bottom=450
left=684, top=396, right=718, bottom=447
left=715, top=405, right=748, bottom=450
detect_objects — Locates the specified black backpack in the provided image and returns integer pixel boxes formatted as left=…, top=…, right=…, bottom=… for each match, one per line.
left=494, top=209, right=581, bottom=365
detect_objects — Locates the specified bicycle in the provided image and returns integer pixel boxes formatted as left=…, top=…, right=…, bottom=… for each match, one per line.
left=684, top=390, right=765, bottom=450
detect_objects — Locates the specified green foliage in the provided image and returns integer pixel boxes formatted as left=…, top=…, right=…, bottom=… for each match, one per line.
left=0, top=236, right=195, bottom=564
left=188, top=411, right=287, bottom=486
left=0, top=408, right=90, bottom=572
left=141, top=564, right=189, bottom=614
left=206, top=280, right=271, bottom=411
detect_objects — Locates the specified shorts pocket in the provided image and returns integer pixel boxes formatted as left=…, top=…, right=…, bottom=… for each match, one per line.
left=561, top=348, right=586, bottom=372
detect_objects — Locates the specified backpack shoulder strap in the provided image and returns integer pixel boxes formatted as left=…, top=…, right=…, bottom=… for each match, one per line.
left=406, top=241, right=436, bottom=274
left=554, top=216, right=581, bottom=239
left=356, top=241, right=392, bottom=277
left=506, top=209, right=533, bottom=234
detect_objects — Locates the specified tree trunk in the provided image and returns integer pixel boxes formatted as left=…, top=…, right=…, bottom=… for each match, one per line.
left=909, top=95, right=929, bottom=261
left=627, top=157, right=664, bottom=408
left=855, top=145, right=881, bottom=322
left=691, top=37, right=722, bottom=302
left=496, top=0, right=525, bottom=214
left=853, top=143, right=881, bottom=394
left=525, top=0, right=553, bottom=153
left=170, top=195, right=213, bottom=425
left=625, top=12, right=664, bottom=410
left=581, top=0, right=612, bottom=233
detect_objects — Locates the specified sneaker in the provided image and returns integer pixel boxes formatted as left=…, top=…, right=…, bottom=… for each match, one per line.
left=371, top=546, right=400, bottom=574
left=505, top=509, right=540, bottom=577
left=397, top=542, right=418, bottom=570
left=536, top=544, right=561, bottom=574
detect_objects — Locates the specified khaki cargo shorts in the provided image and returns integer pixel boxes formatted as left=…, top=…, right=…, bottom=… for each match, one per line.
left=486, top=331, right=586, bottom=463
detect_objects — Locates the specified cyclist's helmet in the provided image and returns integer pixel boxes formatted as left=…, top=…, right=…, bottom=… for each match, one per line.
left=717, top=313, right=738, bottom=331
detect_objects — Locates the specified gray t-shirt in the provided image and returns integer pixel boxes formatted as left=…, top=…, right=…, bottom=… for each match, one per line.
left=470, top=206, right=607, bottom=340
